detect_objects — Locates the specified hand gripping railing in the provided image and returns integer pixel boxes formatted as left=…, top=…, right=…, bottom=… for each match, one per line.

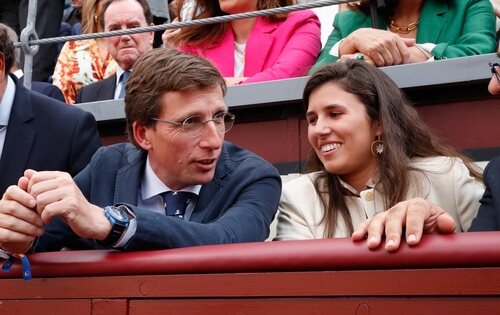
left=1, top=231, right=500, bottom=278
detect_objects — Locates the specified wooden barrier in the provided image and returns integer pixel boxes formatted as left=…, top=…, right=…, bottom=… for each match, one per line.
left=1, top=232, right=500, bottom=314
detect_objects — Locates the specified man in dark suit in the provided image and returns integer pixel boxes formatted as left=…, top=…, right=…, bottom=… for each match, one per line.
left=0, top=27, right=101, bottom=197
left=468, top=46, right=500, bottom=231
left=0, top=23, right=65, bottom=102
left=75, top=0, right=154, bottom=103
left=0, top=48, right=281, bottom=254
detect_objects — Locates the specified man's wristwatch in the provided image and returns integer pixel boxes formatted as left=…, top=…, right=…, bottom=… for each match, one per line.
left=100, top=205, right=132, bottom=247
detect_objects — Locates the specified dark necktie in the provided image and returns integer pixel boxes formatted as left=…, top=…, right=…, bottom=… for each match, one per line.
left=118, top=71, right=131, bottom=98
left=162, top=191, right=195, bottom=219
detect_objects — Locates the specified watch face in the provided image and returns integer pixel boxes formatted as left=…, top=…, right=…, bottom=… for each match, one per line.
left=109, top=207, right=128, bottom=221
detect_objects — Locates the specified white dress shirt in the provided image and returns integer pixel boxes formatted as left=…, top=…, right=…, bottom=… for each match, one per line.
left=0, top=76, right=16, bottom=160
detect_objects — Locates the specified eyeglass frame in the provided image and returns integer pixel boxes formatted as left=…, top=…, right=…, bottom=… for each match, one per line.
left=151, top=111, right=236, bottom=138
left=490, top=62, right=500, bottom=83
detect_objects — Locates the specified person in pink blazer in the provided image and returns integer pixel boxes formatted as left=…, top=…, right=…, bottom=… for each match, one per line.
left=164, top=0, right=321, bottom=85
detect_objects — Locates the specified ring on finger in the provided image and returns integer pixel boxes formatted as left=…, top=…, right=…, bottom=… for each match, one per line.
left=354, top=53, right=365, bottom=61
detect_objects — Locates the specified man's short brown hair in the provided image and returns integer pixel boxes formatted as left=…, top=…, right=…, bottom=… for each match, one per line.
left=0, top=27, right=15, bottom=76
left=125, top=48, right=227, bottom=148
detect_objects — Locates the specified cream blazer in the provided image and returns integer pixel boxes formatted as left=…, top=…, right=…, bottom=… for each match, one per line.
left=275, top=157, right=485, bottom=240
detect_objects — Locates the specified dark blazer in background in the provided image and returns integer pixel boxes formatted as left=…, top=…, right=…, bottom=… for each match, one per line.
left=34, top=142, right=282, bottom=252
left=75, top=75, right=116, bottom=103
left=19, top=75, right=66, bottom=102
left=19, top=0, right=65, bottom=82
left=469, top=157, right=500, bottom=231
left=0, top=74, right=101, bottom=195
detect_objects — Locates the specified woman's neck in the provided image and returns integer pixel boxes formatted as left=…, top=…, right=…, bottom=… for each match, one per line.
left=393, top=0, right=424, bottom=22
left=230, top=17, right=257, bottom=43
left=340, top=163, right=379, bottom=194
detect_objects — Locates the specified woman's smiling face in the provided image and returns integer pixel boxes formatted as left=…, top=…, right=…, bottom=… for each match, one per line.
left=306, top=82, right=381, bottom=187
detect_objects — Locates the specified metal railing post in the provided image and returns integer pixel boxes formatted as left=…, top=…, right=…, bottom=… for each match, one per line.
left=19, top=0, right=39, bottom=89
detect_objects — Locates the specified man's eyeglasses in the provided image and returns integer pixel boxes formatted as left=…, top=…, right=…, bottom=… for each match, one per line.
left=152, top=112, right=235, bottom=138
left=490, top=62, right=500, bottom=83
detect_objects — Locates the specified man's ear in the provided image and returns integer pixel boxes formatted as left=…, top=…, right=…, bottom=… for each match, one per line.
left=0, top=52, right=6, bottom=79
left=133, top=121, right=152, bottom=150
left=149, top=23, right=155, bottom=46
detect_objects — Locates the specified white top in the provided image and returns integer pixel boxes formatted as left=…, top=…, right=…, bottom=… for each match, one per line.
left=0, top=76, right=16, bottom=161
left=275, top=156, right=484, bottom=240
left=234, top=41, right=246, bottom=77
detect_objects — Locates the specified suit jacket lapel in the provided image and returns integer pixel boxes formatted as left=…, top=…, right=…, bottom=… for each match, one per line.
left=97, top=75, right=116, bottom=101
left=417, top=0, right=448, bottom=43
left=113, top=149, right=146, bottom=205
left=0, top=77, right=35, bottom=194
left=245, top=17, right=277, bottom=76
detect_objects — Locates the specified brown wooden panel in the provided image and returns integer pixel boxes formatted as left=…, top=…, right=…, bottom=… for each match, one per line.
left=129, top=298, right=500, bottom=315
left=417, top=99, right=500, bottom=149
left=0, top=299, right=90, bottom=315
left=92, top=299, right=128, bottom=315
left=1, top=268, right=499, bottom=300
left=99, top=97, right=500, bottom=167
left=225, top=118, right=302, bottom=164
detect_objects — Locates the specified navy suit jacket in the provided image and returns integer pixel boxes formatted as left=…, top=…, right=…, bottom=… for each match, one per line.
left=34, top=142, right=282, bottom=251
left=469, top=157, right=500, bottom=231
left=0, top=75, right=101, bottom=195
left=75, top=75, right=116, bottom=103
left=18, top=75, right=65, bottom=102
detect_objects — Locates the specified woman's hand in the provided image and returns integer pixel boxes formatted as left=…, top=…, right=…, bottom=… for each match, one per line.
left=340, top=28, right=415, bottom=66
left=224, top=77, right=247, bottom=86
left=351, top=198, right=456, bottom=252
left=162, top=18, right=181, bottom=49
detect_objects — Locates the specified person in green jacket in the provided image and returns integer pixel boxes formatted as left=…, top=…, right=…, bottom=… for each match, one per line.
left=313, top=0, right=496, bottom=70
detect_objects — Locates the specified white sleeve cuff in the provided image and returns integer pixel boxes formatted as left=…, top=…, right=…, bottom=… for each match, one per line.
left=329, top=39, right=344, bottom=57
left=415, top=43, right=436, bottom=61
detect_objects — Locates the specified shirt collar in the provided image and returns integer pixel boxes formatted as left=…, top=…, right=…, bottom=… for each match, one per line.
left=140, top=154, right=201, bottom=201
left=338, top=173, right=379, bottom=196
left=12, top=69, right=23, bottom=79
left=0, top=75, right=16, bottom=127
left=115, top=67, right=127, bottom=87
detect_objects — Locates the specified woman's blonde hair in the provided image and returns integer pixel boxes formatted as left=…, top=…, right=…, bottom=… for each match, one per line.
left=81, top=0, right=101, bottom=34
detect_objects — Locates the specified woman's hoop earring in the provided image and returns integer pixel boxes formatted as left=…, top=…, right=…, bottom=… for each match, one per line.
left=371, top=137, right=385, bottom=156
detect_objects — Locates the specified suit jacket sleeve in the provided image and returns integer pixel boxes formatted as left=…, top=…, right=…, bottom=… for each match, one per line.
left=243, top=10, right=321, bottom=83
left=67, top=109, right=102, bottom=176
left=46, top=85, right=66, bottom=103
left=75, top=85, right=85, bottom=103
left=469, top=157, right=500, bottom=231
left=429, top=0, right=496, bottom=59
left=124, top=155, right=282, bottom=250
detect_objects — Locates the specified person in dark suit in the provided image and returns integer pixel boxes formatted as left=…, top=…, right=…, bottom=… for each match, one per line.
left=75, top=0, right=154, bottom=103
left=468, top=46, right=500, bottom=231
left=0, top=48, right=281, bottom=254
left=0, top=27, right=101, bottom=197
left=0, top=23, right=65, bottom=102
